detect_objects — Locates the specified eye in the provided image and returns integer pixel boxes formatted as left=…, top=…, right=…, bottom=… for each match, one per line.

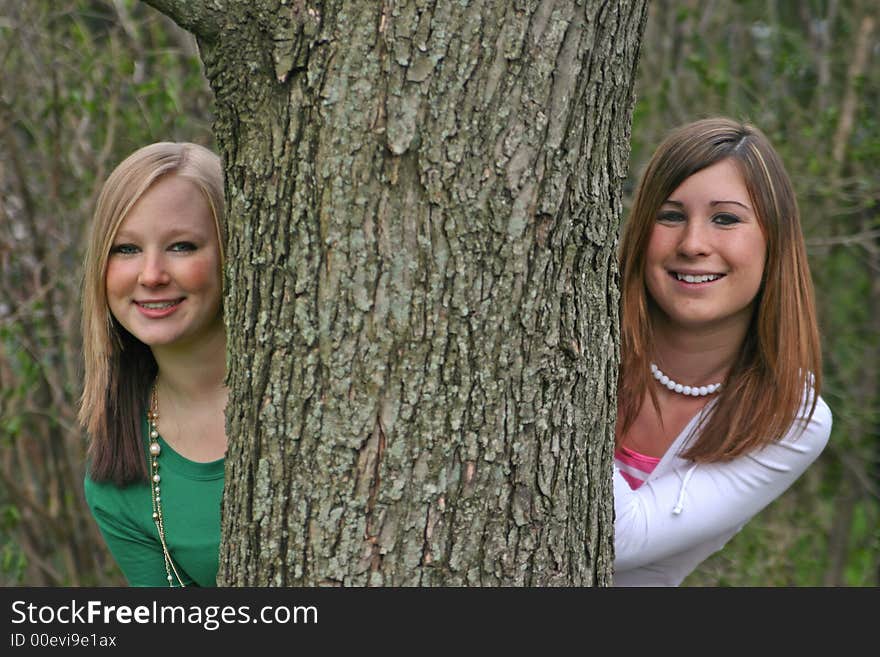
left=656, top=210, right=684, bottom=223
left=712, top=213, right=741, bottom=226
left=169, top=242, right=197, bottom=252
left=110, top=243, right=139, bottom=255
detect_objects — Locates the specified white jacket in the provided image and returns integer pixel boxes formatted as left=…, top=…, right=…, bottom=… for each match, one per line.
left=613, top=393, right=832, bottom=586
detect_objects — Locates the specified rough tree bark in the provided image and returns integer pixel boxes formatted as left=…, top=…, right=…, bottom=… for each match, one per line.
left=145, top=0, right=647, bottom=586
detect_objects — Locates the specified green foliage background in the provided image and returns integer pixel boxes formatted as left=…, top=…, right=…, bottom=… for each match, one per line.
left=0, top=0, right=876, bottom=585
left=630, top=1, right=879, bottom=587
left=0, top=0, right=213, bottom=585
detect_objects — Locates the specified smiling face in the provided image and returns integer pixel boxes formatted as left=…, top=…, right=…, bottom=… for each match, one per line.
left=105, top=174, right=223, bottom=351
left=644, top=158, right=767, bottom=334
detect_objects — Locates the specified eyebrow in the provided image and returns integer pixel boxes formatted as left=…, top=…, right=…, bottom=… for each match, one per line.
left=113, top=228, right=203, bottom=242
left=662, top=199, right=753, bottom=212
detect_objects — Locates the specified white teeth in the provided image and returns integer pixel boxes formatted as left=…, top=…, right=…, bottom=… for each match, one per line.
left=140, top=301, right=179, bottom=309
left=674, top=273, right=721, bottom=283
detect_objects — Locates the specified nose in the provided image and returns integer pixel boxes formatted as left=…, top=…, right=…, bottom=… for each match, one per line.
left=677, top=219, right=712, bottom=258
left=138, top=251, right=171, bottom=287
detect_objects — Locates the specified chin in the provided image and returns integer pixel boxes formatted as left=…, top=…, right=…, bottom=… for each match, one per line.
left=671, top=310, right=750, bottom=332
left=126, top=324, right=188, bottom=345
left=136, top=336, right=182, bottom=348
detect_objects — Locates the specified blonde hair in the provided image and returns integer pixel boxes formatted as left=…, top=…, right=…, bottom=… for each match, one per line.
left=618, top=117, right=821, bottom=461
left=79, top=142, right=225, bottom=484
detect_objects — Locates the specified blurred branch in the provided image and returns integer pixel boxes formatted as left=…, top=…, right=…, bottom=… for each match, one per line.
left=823, top=476, right=854, bottom=586
left=830, top=446, right=880, bottom=501
left=832, top=13, right=875, bottom=169
left=0, top=466, right=58, bottom=530
left=806, top=229, right=880, bottom=248
left=18, top=542, right=63, bottom=586
left=804, top=0, right=838, bottom=113
left=23, top=409, right=79, bottom=436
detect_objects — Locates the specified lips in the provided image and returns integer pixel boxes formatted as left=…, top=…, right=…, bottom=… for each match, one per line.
left=134, top=298, right=184, bottom=318
left=669, top=271, right=725, bottom=284
left=135, top=298, right=185, bottom=309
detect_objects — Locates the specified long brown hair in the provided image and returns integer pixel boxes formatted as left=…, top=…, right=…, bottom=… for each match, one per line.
left=618, top=117, right=821, bottom=461
left=79, top=142, right=225, bottom=484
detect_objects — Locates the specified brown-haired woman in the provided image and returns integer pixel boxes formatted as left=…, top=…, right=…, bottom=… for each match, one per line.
left=613, top=117, right=832, bottom=586
left=81, top=142, right=227, bottom=586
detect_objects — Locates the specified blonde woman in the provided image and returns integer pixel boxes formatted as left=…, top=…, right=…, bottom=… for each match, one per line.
left=613, top=117, right=832, bottom=586
left=81, top=142, right=227, bottom=586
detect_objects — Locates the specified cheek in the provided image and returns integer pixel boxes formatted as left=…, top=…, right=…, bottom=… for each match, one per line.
left=180, top=257, right=221, bottom=291
left=644, top=227, right=671, bottom=266
left=644, top=231, right=670, bottom=287
left=104, top=261, right=129, bottom=299
left=739, top=234, right=767, bottom=288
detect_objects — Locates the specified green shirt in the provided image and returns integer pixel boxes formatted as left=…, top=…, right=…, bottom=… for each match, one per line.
left=84, top=416, right=224, bottom=586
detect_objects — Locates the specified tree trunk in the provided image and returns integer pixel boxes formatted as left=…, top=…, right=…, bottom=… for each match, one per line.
left=145, top=0, right=647, bottom=586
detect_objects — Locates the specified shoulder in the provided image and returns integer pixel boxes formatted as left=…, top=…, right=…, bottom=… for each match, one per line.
left=83, top=470, right=117, bottom=511
left=83, top=468, right=149, bottom=516
left=790, top=390, right=832, bottom=449
left=83, top=469, right=107, bottom=508
left=797, top=374, right=831, bottom=425
left=750, top=390, right=832, bottom=470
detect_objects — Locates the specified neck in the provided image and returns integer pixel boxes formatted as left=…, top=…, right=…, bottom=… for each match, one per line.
left=650, top=314, right=747, bottom=385
left=150, top=325, right=227, bottom=403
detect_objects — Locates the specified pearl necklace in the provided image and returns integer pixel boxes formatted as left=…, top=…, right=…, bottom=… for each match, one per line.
left=149, top=382, right=186, bottom=587
left=650, top=362, right=722, bottom=397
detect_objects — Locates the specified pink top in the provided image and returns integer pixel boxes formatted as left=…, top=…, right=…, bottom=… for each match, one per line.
left=615, top=445, right=660, bottom=490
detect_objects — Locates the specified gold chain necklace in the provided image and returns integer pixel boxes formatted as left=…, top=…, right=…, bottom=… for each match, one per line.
left=149, top=381, right=186, bottom=587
